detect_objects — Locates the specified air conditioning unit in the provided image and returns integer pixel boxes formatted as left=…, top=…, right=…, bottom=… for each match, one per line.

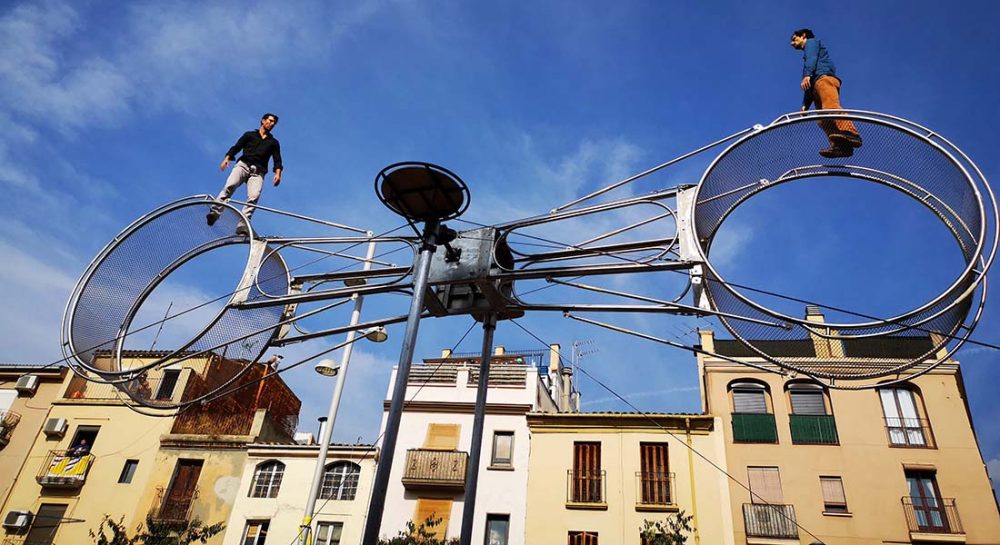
left=15, top=375, right=39, bottom=396
left=43, top=418, right=68, bottom=438
left=2, top=509, right=33, bottom=531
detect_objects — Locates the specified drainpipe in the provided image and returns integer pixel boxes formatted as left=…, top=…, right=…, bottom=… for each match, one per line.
left=686, top=418, right=701, bottom=545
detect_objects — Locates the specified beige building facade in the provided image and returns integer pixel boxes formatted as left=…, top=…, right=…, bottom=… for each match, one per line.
left=0, top=352, right=300, bottom=545
left=0, top=364, right=68, bottom=511
left=698, top=323, right=1000, bottom=545
left=524, top=412, right=733, bottom=545
left=221, top=442, right=377, bottom=545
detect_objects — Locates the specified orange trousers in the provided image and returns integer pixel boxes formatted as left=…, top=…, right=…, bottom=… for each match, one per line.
left=813, top=76, right=859, bottom=143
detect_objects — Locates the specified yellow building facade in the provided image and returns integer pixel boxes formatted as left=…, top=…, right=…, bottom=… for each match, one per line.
left=524, top=412, right=734, bottom=545
left=698, top=325, right=1000, bottom=545
left=0, top=352, right=300, bottom=545
left=0, top=365, right=68, bottom=511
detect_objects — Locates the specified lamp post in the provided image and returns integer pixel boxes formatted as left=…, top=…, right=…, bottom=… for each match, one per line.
left=298, top=240, right=387, bottom=545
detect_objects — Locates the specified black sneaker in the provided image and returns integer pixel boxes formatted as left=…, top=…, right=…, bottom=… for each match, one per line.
left=831, top=132, right=863, bottom=148
left=206, top=211, right=220, bottom=226
left=235, top=223, right=250, bottom=237
left=819, top=144, right=854, bottom=159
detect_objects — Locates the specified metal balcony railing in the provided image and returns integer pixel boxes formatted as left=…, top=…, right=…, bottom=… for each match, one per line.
left=902, top=496, right=963, bottom=535
left=0, top=410, right=21, bottom=448
left=885, top=417, right=935, bottom=447
left=64, top=374, right=177, bottom=403
left=401, top=449, right=468, bottom=490
left=567, top=470, right=606, bottom=505
left=36, top=450, right=95, bottom=487
left=636, top=472, right=675, bottom=506
left=149, top=485, right=199, bottom=523
left=732, top=413, right=778, bottom=443
left=789, top=414, right=839, bottom=444
left=742, top=503, right=799, bottom=539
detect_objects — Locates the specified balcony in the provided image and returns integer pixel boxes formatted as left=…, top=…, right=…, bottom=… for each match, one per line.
left=401, top=449, right=468, bottom=490
left=635, top=472, right=675, bottom=511
left=789, top=414, right=839, bottom=444
left=885, top=417, right=935, bottom=448
left=2, top=538, right=62, bottom=545
left=64, top=373, right=177, bottom=403
left=148, top=485, right=199, bottom=524
left=742, top=503, right=799, bottom=539
left=902, top=497, right=965, bottom=541
left=0, top=410, right=21, bottom=448
left=732, top=413, right=778, bottom=443
left=566, top=470, right=606, bottom=509
left=36, top=450, right=95, bottom=488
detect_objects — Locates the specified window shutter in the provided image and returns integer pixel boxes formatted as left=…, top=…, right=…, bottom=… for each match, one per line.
left=747, top=467, right=784, bottom=504
left=424, top=424, right=460, bottom=450
left=413, top=498, right=453, bottom=540
left=733, top=390, right=767, bottom=413
left=820, top=477, right=847, bottom=505
left=790, top=390, right=826, bottom=415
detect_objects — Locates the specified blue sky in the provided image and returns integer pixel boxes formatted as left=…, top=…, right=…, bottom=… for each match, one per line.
left=2, top=0, right=999, bottom=486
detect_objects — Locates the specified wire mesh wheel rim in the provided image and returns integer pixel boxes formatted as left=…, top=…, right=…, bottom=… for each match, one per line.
left=690, top=111, right=996, bottom=383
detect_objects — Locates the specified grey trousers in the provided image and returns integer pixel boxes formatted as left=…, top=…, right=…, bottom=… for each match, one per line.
left=212, top=161, right=264, bottom=219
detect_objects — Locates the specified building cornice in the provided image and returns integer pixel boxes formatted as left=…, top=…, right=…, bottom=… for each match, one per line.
left=527, top=413, right=715, bottom=434
left=382, top=400, right=533, bottom=415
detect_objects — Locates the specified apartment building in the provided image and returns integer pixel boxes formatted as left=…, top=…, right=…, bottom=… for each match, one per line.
left=222, top=441, right=377, bottom=545
left=524, top=412, right=734, bottom=545
left=374, top=345, right=573, bottom=545
left=698, top=314, right=1000, bottom=544
left=0, top=352, right=300, bottom=545
left=0, top=364, right=68, bottom=510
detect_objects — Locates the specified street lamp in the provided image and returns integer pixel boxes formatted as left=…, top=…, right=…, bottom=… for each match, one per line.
left=298, top=242, right=390, bottom=545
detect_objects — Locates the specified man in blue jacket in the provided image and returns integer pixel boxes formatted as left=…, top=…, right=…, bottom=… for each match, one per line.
left=791, top=29, right=862, bottom=158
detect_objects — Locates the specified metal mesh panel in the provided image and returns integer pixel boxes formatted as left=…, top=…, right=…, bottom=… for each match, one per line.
left=693, top=112, right=993, bottom=381
left=62, top=197, right=290, bottom=405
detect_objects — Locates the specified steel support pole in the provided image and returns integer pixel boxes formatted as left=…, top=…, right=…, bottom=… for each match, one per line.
left=298, top=239, right=378, bottom=545
left=459, top=314, right=497, bottom=545
left=361, top=221, right=439, bottom=545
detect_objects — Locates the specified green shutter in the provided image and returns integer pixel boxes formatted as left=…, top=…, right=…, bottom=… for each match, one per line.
left=732, top=413, right=778, bottom=443
left=789, top=415, right=839, bottom=444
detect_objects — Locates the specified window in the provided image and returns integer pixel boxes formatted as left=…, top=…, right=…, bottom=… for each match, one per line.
left=879, top=387, right=930, bottom=446
left=414, top=498, right=452, bottom=541
left=250, top=461, right=285, bottom=498
left=156, top=370, right=181, bottom=401
left=69, top=425, right=100, bottom=454
left=570, top=442, right=602, bottom=503
left=491, top=432, right=514, bottom=467
left=485, top=514, right=510, bottom=545
left=730, top=381, right=778, bottom=443
left=819, top=476, right=848, bottom=513
left=787, top=382, right=838, bottom=444
left=905, top=469, right=949, bottom=532
left=732, top=382, right=769, bottom=413
left=747, top=467, right=783, bottom=504
left=242, top=520, right=269, bottom=545
left=24, top=503, right=68, bottom=545
left=639, top=442, right=670, bottom=505
left=118, top=460, right=139, bottom=484
left=315, top=521, right=343, bottom=545
left=159, top=459, right=202, bottom=521
left=319, top=461, right=360, bottom=500
left=568, top=530, right=598, bottom=545
left=788, top=383, right=827, bottom=415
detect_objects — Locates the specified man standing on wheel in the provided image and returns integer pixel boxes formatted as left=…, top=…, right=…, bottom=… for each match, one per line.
left=207, top=112, right=283, bottom=236
left=791, top=29, right=863, bottom=158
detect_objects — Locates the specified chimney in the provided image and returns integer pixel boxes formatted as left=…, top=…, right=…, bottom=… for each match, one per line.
left=560, top=367, right=574, bottom=412
left=441, top=348, right=453, bottom=358
left=549, top=344, right=561, bottom=374
left=494, top=346, right=505, bottom=356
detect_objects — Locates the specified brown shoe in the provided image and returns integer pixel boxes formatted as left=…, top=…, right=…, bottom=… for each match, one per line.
left=830, top=132, right=863, bottom=148
left=819, top=144, right=853, bottom=158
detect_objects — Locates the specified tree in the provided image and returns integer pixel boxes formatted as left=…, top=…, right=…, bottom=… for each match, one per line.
left=639, top=510, right=694, bottom=545
left=377, top=516, right=460, bottom=545
left=90, top=515, right=225, bottom=545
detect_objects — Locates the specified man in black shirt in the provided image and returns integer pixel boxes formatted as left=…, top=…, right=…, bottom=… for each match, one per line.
left=207, top=112, right=284, bottom=235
